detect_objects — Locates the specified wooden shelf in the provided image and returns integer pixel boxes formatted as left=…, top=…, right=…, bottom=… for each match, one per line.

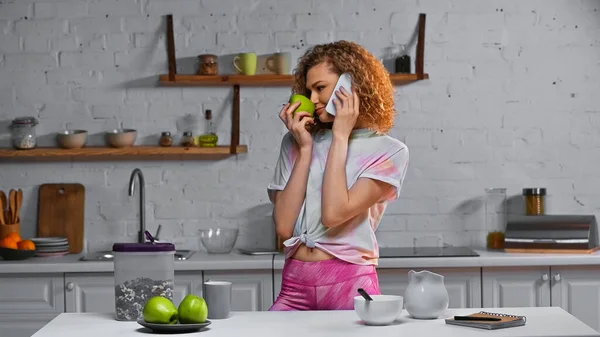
left=159, top=74, right=294, bottom=86
left=159, top=73, right=429, bottom=87
left=0, top=145, right=247, bottom=162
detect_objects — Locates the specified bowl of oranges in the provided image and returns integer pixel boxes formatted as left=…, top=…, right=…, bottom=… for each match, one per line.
left=0, top=232, right=36, bottom=260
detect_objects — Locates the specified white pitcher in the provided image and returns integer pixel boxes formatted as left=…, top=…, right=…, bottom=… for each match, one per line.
left=404, top=270, right=449, bottom=319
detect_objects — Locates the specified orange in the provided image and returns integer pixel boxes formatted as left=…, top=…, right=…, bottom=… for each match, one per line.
left=3, top=232, right=21, bottom=243
left=17, top=240, right=35, bottom=251
left=0, top=237, right=18, bottom=250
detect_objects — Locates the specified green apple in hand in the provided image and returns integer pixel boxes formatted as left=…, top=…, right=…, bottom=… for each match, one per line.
left=178, top=294, right=208, bottom=324
left=143, top=296, right=178, bottom=324
left=289, top=94, right=315, bottom=117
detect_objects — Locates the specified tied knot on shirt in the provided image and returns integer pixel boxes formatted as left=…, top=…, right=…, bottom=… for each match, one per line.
left=300, top=233, right=316, bottom=248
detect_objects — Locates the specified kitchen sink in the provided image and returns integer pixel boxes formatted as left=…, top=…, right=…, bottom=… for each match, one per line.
left=79, top=250, right=196, bottom=261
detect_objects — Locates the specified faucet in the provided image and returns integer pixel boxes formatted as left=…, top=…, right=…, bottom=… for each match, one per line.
left=128, top=168, right=146, bottom=243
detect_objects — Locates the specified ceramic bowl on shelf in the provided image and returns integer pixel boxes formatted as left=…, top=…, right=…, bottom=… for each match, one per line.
left=0, top=247, right=35, bottom=260
left=105, top=129, right=137, bottom=148
left=56, top=130, right=88, bottom=149
left=354, top=294, right=404, bottom=326
left=198, top=228, right=239, bottom=254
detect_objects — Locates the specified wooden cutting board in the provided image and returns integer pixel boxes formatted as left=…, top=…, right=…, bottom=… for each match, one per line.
left=37, top=183, right=85, bottom=254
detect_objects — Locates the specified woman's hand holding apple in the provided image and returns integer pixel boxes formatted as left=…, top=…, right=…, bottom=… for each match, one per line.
left=279, top=101, right=314, bottom=151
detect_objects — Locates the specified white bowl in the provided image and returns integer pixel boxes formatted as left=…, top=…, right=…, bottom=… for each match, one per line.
left=354, top=295, right=403, bottom=326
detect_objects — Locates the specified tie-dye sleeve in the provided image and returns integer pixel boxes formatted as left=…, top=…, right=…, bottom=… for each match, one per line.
left=359, top=145, right=409, bottom=201
left=267, top=133, right=296, bottom=199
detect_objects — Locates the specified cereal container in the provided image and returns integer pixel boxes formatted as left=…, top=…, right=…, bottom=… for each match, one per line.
left=112, top=242, right=175, bottom=321
left=10, top=117, right=38, bottom=150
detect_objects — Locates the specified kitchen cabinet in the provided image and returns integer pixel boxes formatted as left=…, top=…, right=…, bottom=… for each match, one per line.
left=65, top=273, right=115, bottom=313
left=0, top=273, right=65, bottom=337
left=64, top=272, right=204, bottom=313
left=482, top=266, right=600, bottom=332
left=482, top=266, right=551, bottom=308
left=276, top=267, right=482, bottom=309
left=377, top=267, right=482, bottom=308
left=204, top=270, right=273, bottom=311
left=550, top=266, right=600, bottom=332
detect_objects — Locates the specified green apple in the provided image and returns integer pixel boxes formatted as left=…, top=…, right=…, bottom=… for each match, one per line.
left=178, top=294, right=208, bottom=324
left=289, top=94, right=315, bottom=117
left=142, top=296, right=178, bottom=324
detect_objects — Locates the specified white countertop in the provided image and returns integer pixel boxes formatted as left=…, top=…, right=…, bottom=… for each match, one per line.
left=31, top=307, right=600, bottom=337
left=4, top=248, right=600, bottom=274
left=0, top=251, right=274, bottom=274
left=274, top=249, right=600, bottom=269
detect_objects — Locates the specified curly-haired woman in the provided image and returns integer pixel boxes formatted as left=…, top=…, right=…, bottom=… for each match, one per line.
left=267, top=40, right=409, bottom=311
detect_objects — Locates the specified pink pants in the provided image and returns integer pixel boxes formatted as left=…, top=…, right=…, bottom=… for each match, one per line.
left=269, top=258, right=381, bottom=311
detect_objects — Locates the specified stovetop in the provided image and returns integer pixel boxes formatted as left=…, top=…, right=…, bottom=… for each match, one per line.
left=379, top=246, right=479, bottom=258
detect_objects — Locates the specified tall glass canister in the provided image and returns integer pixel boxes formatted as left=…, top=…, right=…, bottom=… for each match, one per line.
left=484, top=188, right=507, bottom=250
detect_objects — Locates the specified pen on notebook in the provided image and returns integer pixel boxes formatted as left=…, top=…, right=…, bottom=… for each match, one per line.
left=453, top=316, right=502, bottom=321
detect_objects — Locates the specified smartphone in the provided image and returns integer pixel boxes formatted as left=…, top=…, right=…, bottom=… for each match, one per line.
left=325, top=72, right=352, bottom=116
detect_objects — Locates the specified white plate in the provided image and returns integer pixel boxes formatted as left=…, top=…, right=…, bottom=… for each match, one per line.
left=31, top=237, right=68, bottom=244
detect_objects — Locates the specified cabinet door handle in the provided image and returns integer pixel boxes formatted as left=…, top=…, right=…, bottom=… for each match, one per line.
left=554, top=274, right=561, bottom=282
left=66, top=282, right=74, bottom=291
left=541, top=273, right=549, bottom=281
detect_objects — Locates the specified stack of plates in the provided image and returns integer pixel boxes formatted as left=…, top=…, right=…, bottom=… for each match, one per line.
left=30, top=237, right=70, bottom=257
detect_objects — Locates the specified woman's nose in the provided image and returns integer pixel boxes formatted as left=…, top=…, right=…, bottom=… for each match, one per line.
left=310, top=92, right=319, bottom=104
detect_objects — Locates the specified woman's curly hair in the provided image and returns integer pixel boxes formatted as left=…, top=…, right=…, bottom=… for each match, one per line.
left=291, top=40, right=396, bottom=134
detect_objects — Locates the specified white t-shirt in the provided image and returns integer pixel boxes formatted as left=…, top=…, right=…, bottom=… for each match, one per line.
left=267, top=128, right=409, bottom=265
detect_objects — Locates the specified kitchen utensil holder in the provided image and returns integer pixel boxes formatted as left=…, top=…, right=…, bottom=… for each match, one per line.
left=0, top=222, right=20, bottom=239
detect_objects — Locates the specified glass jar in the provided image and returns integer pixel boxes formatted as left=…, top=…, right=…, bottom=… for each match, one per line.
left=197, top=54, right=218, bottom=75
left=10, top=117, right=38, bottom=150
left=159, top=131, right=172, bottom=147
left=523, top=188, right=546, bottom=215
left=484, top=188, right=507, bottom=250
left=198, top=109, right=218, bottom=147
left=113, top=242, right=175, bottom=321
left=180, top=131, right=195, bottom=147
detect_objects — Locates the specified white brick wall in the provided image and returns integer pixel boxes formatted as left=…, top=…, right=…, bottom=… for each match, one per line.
left=0, top=0, right=599, bottom=252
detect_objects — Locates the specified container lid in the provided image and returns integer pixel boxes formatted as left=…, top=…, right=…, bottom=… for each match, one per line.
left=523, top=188, right=546, bottom=196
left=198, top=54, right=217, bottom=63
left=112, top=242, right=175, bottom=252
left=11, top=116, right=38, bottom=126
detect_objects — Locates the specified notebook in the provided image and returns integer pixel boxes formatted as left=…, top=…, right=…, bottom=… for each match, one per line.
left=445, top=311, right=527, bottom=330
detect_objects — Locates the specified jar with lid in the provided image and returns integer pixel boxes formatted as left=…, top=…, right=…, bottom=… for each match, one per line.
left=10, top=117, right=38, bottom=150
left=159, top=131, right=172, bottom=147
left=523, top=188, right=546, bottom=215
left=197, top=54, right=218, bottom=75
left=112, top=242, right=175, bottom=321
left=180, top=131, right=195, bottom=147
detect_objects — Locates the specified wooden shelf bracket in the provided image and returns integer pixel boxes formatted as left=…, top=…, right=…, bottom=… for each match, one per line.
left=416, top=13, right=426, bottom=80
left=165, top=14, right=240, bottom=155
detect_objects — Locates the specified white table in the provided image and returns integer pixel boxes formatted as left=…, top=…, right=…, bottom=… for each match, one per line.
left=32, top=307, right=600, bottom=337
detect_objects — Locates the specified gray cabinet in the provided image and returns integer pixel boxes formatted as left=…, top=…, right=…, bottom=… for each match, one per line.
left=173, top=272, right=204, bottom=306
left=550, top=266, right=600, bottom=332
left=276, top=267, right=482, bottom=309
left=204, top=270, right=273, bottom=311
left=65, top=273, right=115, bottom=313
left=0, top=274, right=65, bottom=337
left=64, top=272, right=204, bottom=312
left=482, top=266, right=600, bottom=332
left=482, top=266, right=551, bottom=308
left=378, top=267, right=482, bottom=308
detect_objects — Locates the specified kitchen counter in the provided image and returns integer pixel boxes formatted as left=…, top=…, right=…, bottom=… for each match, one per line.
left=0, top=250, right=274, bottom=274
left=4, top=248, right=600, bottom=274
left=274, top=249, right=600, bottom=269
left=30, top=307, right=600, bottom=337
